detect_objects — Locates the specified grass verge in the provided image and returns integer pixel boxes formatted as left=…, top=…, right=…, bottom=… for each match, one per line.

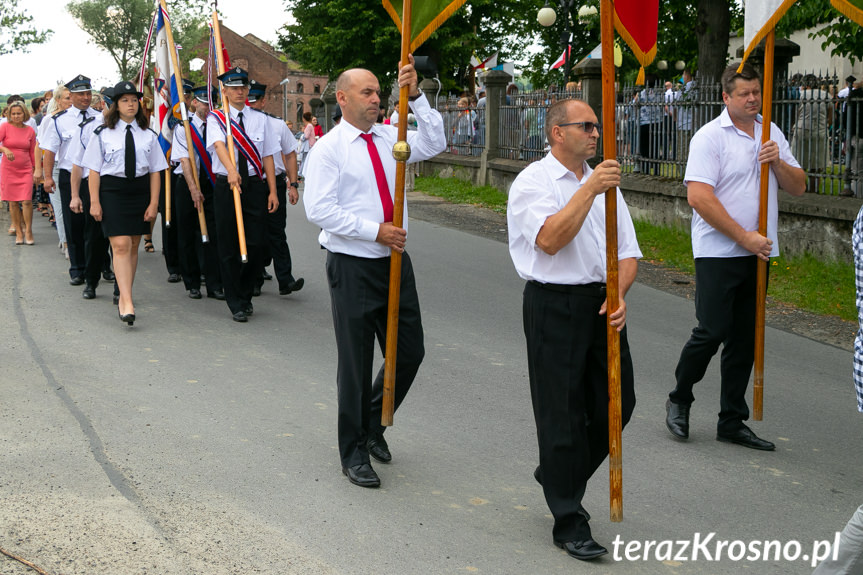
left=416, top=175, right=856, bottom=322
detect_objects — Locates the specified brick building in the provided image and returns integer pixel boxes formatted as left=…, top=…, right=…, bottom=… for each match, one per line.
left=204, top=23, right=329, bottom=125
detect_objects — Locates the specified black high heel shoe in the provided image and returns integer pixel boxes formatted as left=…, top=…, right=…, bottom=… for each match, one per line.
left=118, top=310, right=135, bottom=326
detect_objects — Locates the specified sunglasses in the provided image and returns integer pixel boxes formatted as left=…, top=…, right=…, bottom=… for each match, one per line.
left=557, top=121, right=601, bottom=135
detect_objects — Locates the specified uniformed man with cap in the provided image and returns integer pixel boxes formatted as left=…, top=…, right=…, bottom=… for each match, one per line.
left=171, top=85, right=224, bottom=300
left=40, top=74, right=104, bottom=296
left=247, top=79, right=304, bottom=298
left=207, top=67, right=280, bottom=322
left=157, top=79, right=196, bottom=285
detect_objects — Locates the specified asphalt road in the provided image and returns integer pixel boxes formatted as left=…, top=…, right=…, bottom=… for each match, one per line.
left=1, top=195, right=861, bottom=575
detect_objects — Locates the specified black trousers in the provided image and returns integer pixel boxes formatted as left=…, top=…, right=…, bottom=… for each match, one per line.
left=159, top=173, right=180, bottom=275
left=213, top=175, right=267, bottom=314
left=260, top=175, right=296, bottom=290
left=58, top=169, right=85, bottom=279
left=174, top=173, right=207, bottom=291
left=59, top=170, right=105, bottom=287
left=325, top=251, right=425, bottom=468
left=670, top=256, right=762, bottom=433
left=522, top=281, right=636, bottom=543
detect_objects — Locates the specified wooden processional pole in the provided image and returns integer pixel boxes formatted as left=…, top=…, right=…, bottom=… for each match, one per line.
left=600, top=0, right=623, bottom=522
left=159, top=0, right=209, bottom=243
left=753, top=30, right=776, bottom=421
left=381, top=0, right=413, bottom=427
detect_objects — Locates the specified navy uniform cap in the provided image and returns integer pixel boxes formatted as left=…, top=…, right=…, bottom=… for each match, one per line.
left=101, top=87, right=115, bottom=106
left=112, top=81, right=144, bottom=99
left=182, top=78, right=194, bottom=94
left=193, top=86, right=218, bottom=104
left=332, top=105, right=342, bottom=120
left=218, top=67, right=249, bottom=87
left=848, top=75, right=858, bottom=84
left=65, top=75, right=92, bottom=93
left=248, top=79, right=267, bottom=102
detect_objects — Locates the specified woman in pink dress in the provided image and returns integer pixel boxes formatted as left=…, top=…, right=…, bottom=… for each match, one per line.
left=0, top=101, right=37, bottom=244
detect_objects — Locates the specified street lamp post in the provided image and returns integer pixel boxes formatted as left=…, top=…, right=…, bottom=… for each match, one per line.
left=279, top=78, right=290, bottom=121
left=538, top=0, right=578, bottom=84
left=539, top=2, right=597, bottom=85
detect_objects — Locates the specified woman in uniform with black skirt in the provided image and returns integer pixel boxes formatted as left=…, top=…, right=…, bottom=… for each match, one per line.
left=82, top=81, right=168, bottom=325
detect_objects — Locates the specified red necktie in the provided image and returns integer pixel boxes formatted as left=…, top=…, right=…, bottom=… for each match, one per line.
left=360, top=133, right=393, bottom=222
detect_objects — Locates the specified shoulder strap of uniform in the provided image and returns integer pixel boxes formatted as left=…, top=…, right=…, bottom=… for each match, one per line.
left=53, top=109, right=68, bottom=119
left=94, top=124, right=108, bottom=134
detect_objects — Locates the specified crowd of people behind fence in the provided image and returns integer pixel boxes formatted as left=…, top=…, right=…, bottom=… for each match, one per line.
left=435, top=71, right=863, bottom=197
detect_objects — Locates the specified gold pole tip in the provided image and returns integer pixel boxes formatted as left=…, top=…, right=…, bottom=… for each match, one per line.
left=392, top=141, right=411, bottom=162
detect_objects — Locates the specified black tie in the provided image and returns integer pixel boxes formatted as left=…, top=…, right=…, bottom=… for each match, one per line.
left=82, top=110, right=88, bottom=121
left=237, top=112, right=249, bottom=180
left=125, top=125, right=136, bottom=179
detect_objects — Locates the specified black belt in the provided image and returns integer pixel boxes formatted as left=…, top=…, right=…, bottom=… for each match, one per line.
left=528, top=280, right=606, bottom=296
left=216, top=174, right=262, bottom=182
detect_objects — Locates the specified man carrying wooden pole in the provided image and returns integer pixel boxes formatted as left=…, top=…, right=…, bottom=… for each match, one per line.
left=303, top=54, right=445, bottom=488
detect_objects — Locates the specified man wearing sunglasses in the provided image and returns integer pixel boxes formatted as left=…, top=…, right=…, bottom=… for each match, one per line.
left=665, top=63, right=805, bottom=451
left=507, top=99, right=642, bottom=561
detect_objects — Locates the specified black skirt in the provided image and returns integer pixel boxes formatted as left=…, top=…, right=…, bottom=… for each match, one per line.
left=99, top=174, right=151, bottom=237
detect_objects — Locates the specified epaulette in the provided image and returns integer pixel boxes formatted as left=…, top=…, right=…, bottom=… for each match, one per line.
left=79, top=116, right=96, bottom=128
left=94, top=124, right=108, bottom=135
left=53, top=110, right=68, bottom=119
left=261, top=111, right=282, bottom=120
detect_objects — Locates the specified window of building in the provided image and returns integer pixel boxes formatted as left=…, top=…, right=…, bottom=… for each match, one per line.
left=297, top=83, right=304, bottom=94
left=314, top=84, right=320, bottom=94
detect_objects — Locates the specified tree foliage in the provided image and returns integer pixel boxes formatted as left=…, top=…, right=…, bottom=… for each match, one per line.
left=778, top=0, right=863, bottom=65
left=67, top=0, right=210, bottom=82
left=278, top=0, right=535, bottom=95
left=0, top=0, right=52, bottom=56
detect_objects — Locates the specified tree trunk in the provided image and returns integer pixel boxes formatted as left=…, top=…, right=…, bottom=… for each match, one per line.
left=695, top=0, right=732, bottom=83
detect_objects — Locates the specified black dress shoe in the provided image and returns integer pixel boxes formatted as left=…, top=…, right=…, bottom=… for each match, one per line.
left=666, top=399, right=690, bottom=440
left=717, top=426, right=775, bottom=451
left=69, top=276, right=85, bottom=286
left=118, top=310, right=135, bottom=326
left=279, top=277, right=304, bottom=295
left=554, top=538, right=608, bottom=561
left=102, top=270, right=115, bottom=281
left=167, top=273, right=181, bottom=283
left=188, top=288, right=202, bottom=299
left=342, top=463, right=380, bottom=488
left=232, top=311, right=248, bottom=323
left=252, top=285, right=262, bottom=297
left=82, top=286, right=96, bottom=299
left=367, top=433, right=392, bottom=463
left=243, top=303, right=254, bottom=316
left=261, top=270, right=273, bottom=280
left=207, top=288, right=226, bottom=300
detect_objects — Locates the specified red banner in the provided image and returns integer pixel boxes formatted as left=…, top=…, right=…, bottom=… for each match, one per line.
left=613, top=0, right=659, bottom=84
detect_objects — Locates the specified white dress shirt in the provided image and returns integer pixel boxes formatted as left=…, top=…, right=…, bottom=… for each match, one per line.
left=205, top=105, right=279, bottom=178
left=38, top=106, right=100, bottom=170
left=303, top=94, right=446, bottom=259
left=508, top=153, right=642, bottom=285
left=81, top=120, right=168, bottom=177
left=67, top=114, right=102, bottom=177
left=684, top=108, right=800, bottom=259
left=268, top=114, right=297, bottom=176
left=171, top=113, right=206, bottom=175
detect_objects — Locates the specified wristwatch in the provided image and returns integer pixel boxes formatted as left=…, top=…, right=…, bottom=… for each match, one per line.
left=408, top=89, right=423, bottom=102
left=290, top=182, right=299, bottom=189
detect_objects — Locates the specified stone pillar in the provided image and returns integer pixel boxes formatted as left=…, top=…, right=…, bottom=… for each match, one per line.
left=482, top=69, right=512, bottom=161
left=573, top=58, right=603, bottom=119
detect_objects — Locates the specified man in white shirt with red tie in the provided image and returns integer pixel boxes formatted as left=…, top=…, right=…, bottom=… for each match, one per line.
left=507, top=98, right=641, bottom=560
left=304, top=55, right=445, bottom=489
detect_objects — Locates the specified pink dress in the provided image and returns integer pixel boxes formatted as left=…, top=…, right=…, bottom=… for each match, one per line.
left=0, top=122, right=36, bottom=201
